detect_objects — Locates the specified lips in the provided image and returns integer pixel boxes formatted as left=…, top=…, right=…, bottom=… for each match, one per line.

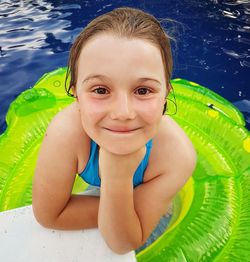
left=104, top=127, right=140, bottom=132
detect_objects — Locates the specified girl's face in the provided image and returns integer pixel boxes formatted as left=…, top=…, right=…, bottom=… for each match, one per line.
left=74, top=33, right=167, bottom=155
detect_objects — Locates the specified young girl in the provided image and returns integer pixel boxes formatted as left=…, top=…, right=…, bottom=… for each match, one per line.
left=32, top=7, right=197, bottom=254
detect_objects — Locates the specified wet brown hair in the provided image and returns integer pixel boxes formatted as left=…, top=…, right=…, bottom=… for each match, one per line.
left=65, top=7, right=175, bottom=114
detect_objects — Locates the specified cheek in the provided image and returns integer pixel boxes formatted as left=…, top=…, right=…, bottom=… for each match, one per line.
left=137, top=99, right=164, bottom=123
left=79, top=98, right=106, bottom=121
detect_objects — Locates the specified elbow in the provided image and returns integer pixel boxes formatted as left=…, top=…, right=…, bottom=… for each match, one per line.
left=108, top=245, right=134, bottom=255
left=105, top=239, right=142, bottom=255
left=32, top=204, right=57, bottom=229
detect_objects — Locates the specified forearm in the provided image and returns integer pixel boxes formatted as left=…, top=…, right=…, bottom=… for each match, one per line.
left=35, top=195, right=99, bottom=230
left=98, top=178, right=142, bottom=254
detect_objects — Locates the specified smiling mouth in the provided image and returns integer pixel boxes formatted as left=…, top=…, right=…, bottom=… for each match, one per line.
left=104, top=127, right=140, bottom=133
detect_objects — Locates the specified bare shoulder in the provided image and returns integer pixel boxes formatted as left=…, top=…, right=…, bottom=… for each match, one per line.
left=144, top=115, right=197, bottom=182
left=40, top=101, right=90, bottom=174
left=46, top=102, right=84, bottom=145
left=158, top=115, right=197, bottom=163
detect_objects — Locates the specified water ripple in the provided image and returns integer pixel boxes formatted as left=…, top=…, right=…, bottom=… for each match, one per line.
left=222, top=10, right=241, bottom=19
left=54, top=4, right=81, bottom=11
left=236, top=37, right=250, bottom=45
left=240, top=60, right=250, bottom=67
left=0, top=1, right=74, bottom=55
left=221, top=47, right=248, bottom=59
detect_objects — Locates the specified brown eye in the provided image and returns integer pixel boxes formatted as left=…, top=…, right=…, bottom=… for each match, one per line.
left=93, top=87, right=109, bottom=95
left=135, top=87, right=152, bottom=95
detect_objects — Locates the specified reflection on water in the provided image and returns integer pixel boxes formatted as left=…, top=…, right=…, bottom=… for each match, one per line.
left=0, top=0, right=78, bottom=54
left=0, top=0, right=84, bottom=134
left=0, top=0, right=249, bottom=133
left=212, top=0, right=250, bottom=69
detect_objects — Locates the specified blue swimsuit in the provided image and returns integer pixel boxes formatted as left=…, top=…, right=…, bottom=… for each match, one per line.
left=79, top=139, right=153, bottom=188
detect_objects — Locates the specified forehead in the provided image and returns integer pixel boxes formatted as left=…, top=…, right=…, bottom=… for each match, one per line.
left=77, top=34, right=165, bottom=82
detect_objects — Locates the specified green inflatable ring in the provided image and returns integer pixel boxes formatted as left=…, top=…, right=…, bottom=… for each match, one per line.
left=0, top=68, right=249, bottom=261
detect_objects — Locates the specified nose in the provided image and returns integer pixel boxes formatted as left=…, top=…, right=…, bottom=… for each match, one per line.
left=109, top=93, right=136, bottom=120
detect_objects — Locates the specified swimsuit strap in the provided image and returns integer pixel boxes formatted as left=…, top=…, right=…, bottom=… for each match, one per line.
left=133, top=139, right=153, bottom=187
left=79, top=140, right=100, bottom=186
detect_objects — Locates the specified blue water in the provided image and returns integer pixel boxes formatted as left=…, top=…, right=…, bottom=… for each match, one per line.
left=0, top=0, right=249, bottom=134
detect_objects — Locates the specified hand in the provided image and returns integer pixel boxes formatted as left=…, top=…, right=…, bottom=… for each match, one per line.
left=99, top=146, right=146, bottom=183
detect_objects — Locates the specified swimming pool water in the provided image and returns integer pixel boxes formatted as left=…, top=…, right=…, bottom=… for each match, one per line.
left=0, top=0, right=249, bottom=133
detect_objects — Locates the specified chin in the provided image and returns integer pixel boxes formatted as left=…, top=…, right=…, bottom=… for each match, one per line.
left=103, top=144, right=141, bottom=156
left=99, top=135, right=150, bottom=155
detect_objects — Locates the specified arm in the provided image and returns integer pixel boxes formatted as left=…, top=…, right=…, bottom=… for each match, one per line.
left=32, top=113, right=99, bottom=230
left=98, top=174, right=140, bottom=253
left=98, top=145, right=197, bottom=254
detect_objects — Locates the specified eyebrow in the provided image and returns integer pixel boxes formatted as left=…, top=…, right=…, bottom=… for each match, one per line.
left=82, top=74, right=161, bottom=85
